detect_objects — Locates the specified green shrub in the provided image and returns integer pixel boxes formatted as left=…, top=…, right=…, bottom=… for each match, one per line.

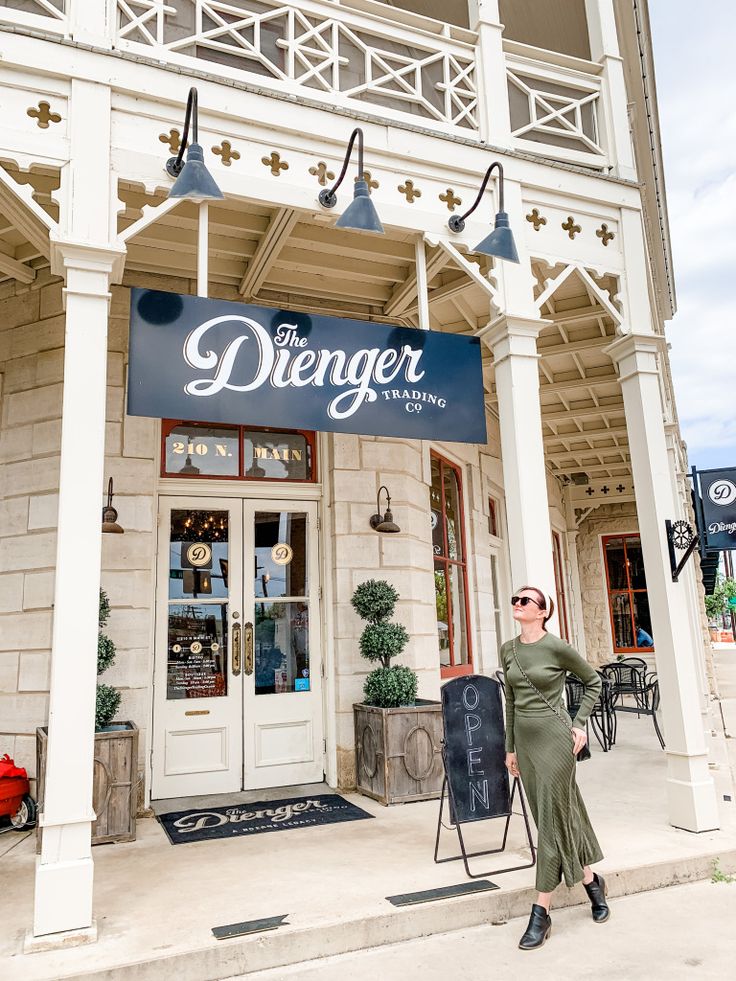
left=351, top=579, right=399, bottom=623
left=359, top=622, right=409, bottom=666
left=95, top=683, right=122, bottom=731
left=363, top=666, right=418, bottom=708
left=352, top=578, right=417, bottom=708
left=96, top=588, right=120, bottom=729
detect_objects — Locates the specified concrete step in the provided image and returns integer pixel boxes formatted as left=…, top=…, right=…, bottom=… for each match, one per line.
left=48, top=846, right=736, bottom=981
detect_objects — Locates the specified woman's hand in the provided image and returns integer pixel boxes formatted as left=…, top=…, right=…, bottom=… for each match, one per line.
left=571, top=726, right=588, bottom=756
left=505, top=752, right=520, bottom=778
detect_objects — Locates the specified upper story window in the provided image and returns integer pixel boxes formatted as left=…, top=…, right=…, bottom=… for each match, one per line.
left=431, top=453, right=472, bottom=677
left=602, top=534, right=655, bottom=654
left=162, top=421, right=316, bottom=482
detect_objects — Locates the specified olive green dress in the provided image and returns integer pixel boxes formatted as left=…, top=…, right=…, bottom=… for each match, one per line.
left=500, top=633, right=604, bottom=893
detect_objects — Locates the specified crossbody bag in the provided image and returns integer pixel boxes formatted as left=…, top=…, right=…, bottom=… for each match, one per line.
left=510, top=638, right=591, bottom=763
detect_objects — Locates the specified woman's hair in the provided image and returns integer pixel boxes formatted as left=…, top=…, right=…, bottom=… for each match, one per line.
left=516, top=585, right=555, bottom=630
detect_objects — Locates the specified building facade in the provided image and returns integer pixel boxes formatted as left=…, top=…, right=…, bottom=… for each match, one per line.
left=0, top=0, right=721, bottom=945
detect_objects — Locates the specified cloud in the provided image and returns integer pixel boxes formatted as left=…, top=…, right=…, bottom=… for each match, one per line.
left=650, top=0, right=736, bottom=464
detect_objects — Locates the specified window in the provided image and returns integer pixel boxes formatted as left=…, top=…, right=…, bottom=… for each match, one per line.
left=431, top=453, right=472, bottom=676
left=162, top=421, right=316, bottom=481
left=602, top=534, right=655, bottom=653
left=552, top=531, right=570, bottom=641
left=488, top=497, right=498, bottom=538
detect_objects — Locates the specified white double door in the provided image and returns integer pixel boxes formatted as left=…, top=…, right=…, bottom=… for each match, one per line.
left=152, top=497, right=324, bottom=800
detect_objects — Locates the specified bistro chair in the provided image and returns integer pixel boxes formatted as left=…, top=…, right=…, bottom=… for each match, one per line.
left=565, top=675, right=617, bottom=753
left=601, top=661, right=665, bottom=749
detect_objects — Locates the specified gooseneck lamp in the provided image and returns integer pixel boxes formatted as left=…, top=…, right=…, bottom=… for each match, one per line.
left=101, top=477, right=124, bottom=535
left=448, top=161, right=519, bottom=263
left=369, top=485, right=400, bottom=534
left=318, top=128, right=384, bottom=235
left=166, top=87, right=224, bottom=202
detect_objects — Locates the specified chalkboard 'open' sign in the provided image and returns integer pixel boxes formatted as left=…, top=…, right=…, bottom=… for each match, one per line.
left=441, top=675, right=510, bottom=824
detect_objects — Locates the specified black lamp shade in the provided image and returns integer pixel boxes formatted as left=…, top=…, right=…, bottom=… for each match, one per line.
left=375, top=508, right=400, bottom=533
left=169, top=143, right=224, bottom=202
left=335, top=180, right=384, bottom=234
left=472, top=210, right=519, bottom=263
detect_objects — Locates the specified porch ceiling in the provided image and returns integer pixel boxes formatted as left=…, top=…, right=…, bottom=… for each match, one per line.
left=118, top=182, right=492, bottom=329
left=484, top=262, right=631, bottom=484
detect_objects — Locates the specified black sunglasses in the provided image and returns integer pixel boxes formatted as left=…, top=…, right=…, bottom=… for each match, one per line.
left=511, top=595, right=543, bottom=608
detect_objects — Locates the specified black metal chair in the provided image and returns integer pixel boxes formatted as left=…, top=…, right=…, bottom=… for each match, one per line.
left=565, top=675, right=613, bottom=753
left=601, top=661, right=665, bottom=749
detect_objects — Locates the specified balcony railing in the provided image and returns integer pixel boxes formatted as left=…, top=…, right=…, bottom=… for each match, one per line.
left=113, top=0, right=479, bottom=133
left=0, top=3, right=612, bottom=171
left=0, top=0, right=67, bottom=34
left=505, top=42, right=607, bottom=168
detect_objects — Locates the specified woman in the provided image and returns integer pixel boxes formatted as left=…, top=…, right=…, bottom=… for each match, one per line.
left=501, top=586, right=609, bottom=950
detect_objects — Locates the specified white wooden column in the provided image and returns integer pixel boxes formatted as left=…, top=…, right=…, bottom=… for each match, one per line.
left=31, top=243, right=123, bottom=944
left=467, top=0, right=512, bottom=146
left=485, top=315, right=557, bottom=626
left=606, top=332, right=719, bottom=832
left=31, top=76, right=124, bottom=946
left=585, top=0, right=636, bottom=179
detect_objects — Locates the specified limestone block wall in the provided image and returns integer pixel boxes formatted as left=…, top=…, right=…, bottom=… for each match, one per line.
left=327, top=427, right=507, bottom=788
left=0, top=277, right=157, bottom=802
left=575, top=502, right=639, bottom=666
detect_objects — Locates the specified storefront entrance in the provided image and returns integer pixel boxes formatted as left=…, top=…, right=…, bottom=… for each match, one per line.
left=152, top=497, right=323, bottom=799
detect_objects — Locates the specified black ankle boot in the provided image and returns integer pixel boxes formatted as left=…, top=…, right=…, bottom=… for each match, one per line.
left=583, top=872, right=610, bottom=923
left=518, top=903, right=552, bottom=950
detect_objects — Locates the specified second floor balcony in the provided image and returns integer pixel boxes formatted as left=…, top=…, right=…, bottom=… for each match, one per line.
left=0, top=0, right=627, bottom=174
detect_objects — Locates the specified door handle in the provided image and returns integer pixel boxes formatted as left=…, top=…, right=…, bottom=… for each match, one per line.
left=232, top=622, right=242, bottom=676
left=244, top=622, right=254, bottom=676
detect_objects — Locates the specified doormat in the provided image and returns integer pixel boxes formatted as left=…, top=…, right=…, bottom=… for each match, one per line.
left=157, top=793, right=374, bottom=845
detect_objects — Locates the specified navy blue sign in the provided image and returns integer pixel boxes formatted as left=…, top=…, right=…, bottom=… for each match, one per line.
left=127, top=289, right=486, bottom=443
left=699, top=467, right=736, bottom=550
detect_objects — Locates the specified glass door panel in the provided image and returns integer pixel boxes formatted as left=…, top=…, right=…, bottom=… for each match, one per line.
left=152, top=499, right=243, bottom=800
left=243, top=502, right=323, bottom=790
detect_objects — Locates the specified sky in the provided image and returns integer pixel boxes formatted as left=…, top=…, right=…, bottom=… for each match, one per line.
left=648, top=1, right=736, bottom=472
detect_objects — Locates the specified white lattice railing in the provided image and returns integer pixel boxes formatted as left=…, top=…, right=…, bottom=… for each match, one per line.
left=0, top=0, right=68, bottom=33
left=506, top=51, right=606, bottom=167
left=114, top=0, right=479, bottom=131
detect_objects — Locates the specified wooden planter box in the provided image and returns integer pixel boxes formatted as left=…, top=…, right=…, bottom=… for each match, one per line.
left=36, top=722, right=139, bottom=845
left=354, top=700, right=443, bottom=805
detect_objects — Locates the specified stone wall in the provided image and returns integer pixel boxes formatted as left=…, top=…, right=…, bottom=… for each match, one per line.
left=575, top=502, right=640, bottom=666
left=0, top=276, right=158, bottom=801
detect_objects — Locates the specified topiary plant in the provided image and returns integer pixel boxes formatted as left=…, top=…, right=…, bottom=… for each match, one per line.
left=96, top=589, right=121, bottom=730
left=352, top=579, right=417, bottom=708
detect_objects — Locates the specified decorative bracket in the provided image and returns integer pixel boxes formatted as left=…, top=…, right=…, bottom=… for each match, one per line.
left=665, top=519, right=699, bottom=582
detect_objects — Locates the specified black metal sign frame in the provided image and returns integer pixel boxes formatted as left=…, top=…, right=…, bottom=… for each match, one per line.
left=433, top=675, right=536, bottom=879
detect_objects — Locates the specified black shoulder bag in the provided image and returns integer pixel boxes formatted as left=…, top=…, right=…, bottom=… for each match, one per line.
left=511, top=638, right=591, bottom=763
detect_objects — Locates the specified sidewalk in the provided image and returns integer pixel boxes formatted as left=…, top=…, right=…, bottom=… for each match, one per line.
left=237, top=878, right=735, bottom=981
left=1, top=714, right=735, bottom=981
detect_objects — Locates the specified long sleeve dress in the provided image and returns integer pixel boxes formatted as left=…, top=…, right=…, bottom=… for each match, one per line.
left=500, top=632, right=604, bottom=893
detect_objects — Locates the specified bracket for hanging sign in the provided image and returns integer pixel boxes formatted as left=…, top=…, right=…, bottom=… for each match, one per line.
left=665, top=519, right=699, bottom=582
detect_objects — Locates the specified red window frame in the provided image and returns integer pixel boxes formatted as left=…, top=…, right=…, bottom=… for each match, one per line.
left=552, top=531, right=570, bottom=641
left=602, top=533, right=654, bottom=654
left=161, top=420, right=317, bottom=482
left=432, top=452, right=473, bottom=678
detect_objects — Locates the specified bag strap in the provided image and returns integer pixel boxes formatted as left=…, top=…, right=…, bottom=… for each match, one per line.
left=510, top=638, right=574, bottom=738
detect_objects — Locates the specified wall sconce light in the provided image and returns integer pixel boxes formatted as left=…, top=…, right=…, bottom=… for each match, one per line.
left=369, top=485, right=400, bottom=534
left=318, top=127, right=384, bottom=235
left=101, top=477, right=124, bottom=535
left=448, top=161, right=519, bottom=262
left=166, top=87, right=224, bottom=202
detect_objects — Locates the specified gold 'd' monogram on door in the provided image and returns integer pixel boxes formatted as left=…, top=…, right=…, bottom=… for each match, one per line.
left=186, top=542, right=212, bottom=567
left=271, top=543, right=293, bottom=566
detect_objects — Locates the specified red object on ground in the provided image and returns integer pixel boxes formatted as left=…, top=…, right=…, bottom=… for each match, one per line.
left=0, top=755, right=33, bottom=824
